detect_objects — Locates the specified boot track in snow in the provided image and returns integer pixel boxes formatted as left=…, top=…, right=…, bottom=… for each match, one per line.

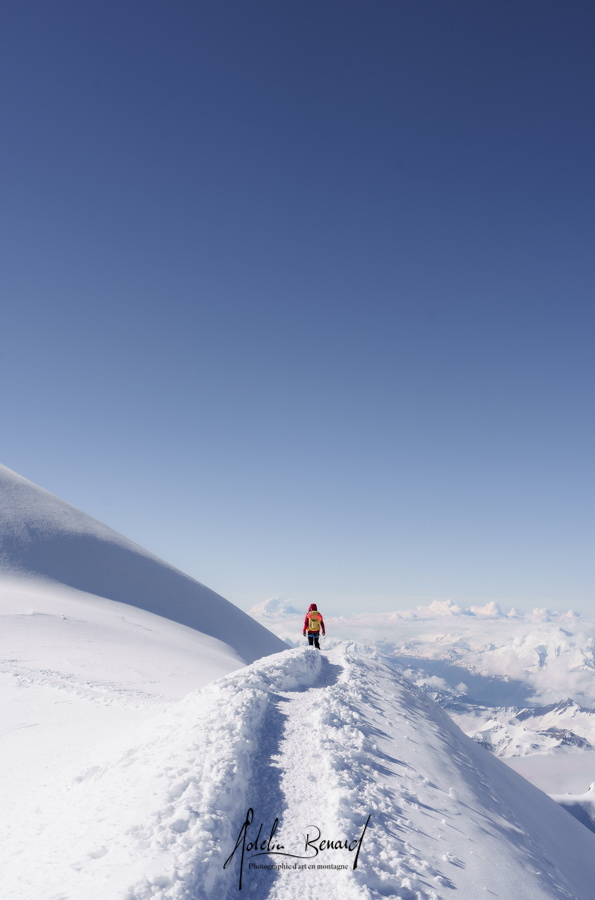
left=8, top=644, right=595, bottom=900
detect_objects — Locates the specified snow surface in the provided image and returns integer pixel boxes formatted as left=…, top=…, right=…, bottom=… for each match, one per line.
left=5, top=642, right=595, bottom=899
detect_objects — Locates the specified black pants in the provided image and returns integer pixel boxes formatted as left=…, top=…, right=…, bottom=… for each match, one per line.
left=307, top=633, right=320, bottom=649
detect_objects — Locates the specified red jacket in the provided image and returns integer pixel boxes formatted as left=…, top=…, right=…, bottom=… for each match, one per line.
left=303, top=604, right=325, bottom=636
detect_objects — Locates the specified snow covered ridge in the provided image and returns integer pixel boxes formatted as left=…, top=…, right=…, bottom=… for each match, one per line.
left=252, top=601, right=595, bottom=817
left=6, top=643, right=595, bottom=900
left=461, top=698, right=595, bottom=758
left=0, top=463, right=284, bottom=664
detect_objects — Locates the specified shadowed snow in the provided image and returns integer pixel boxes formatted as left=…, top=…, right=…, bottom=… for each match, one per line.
left=0, top=463, right=284, bottom=664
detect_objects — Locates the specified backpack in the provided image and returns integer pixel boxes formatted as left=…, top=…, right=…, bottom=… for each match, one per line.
left=307, top=611, right=322, bottom=632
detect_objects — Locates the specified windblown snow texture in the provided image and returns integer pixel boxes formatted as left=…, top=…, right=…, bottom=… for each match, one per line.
left=0, top=463, right=284, bottom=663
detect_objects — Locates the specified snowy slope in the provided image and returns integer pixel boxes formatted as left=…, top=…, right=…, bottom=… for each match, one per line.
left=0, top=462, right=285, bottom=665
left=5, top=643, right=595, bottom=900
left=0, top=463, right=289, bottom=899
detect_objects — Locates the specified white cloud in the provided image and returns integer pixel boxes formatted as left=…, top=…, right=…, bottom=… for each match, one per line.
left=420, top=600, right=465, bottom=617
left=469, top=601, right=503, bottom=618
left=249, top=597, right=301, bottom=618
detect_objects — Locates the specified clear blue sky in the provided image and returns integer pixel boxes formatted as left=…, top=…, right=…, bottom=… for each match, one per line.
left=2, top=1, right=593, bottom=615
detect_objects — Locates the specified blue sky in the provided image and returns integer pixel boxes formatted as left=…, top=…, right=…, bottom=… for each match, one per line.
left=2, top=1, right=594, bottom=615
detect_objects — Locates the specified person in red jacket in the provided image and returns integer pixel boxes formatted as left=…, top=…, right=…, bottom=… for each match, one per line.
left=303, top=603, right=325, bottom=649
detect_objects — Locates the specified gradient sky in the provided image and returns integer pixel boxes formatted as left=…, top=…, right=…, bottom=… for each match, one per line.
left=2, top=1, right=594, bottom=615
